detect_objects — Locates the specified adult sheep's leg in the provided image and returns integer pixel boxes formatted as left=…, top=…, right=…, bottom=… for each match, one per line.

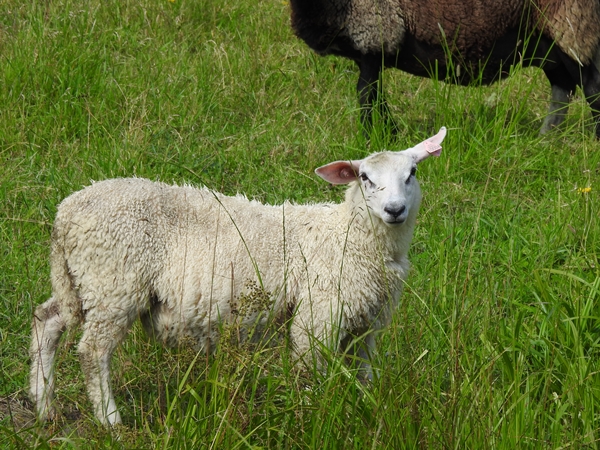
left=30, top=296, right=67, bottom=422
left=78, top=314, right=133, bottom=426
left=540, top=59, right=579, bottom=135
left=540, top=85, right=571, bottom=135
left=357, top=54, right=397, bottom=136
left=582, top=53, right=600, bottom=139
left=357, top=54, right=382, bottom=128
left=543, top=51, right=600, bottom=138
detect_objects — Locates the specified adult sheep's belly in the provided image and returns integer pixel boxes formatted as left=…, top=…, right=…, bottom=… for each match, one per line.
left=389, top=29, right=553, bottom=86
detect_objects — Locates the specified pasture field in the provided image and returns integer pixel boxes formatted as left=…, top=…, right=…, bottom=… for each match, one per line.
left=1, top=0, right=599, bottom=448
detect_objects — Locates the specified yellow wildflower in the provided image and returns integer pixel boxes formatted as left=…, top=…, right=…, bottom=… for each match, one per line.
left=577, top=186, right=592, bottom=194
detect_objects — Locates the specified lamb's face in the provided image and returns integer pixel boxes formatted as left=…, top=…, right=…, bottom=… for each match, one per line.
left=314, top=127, right=445, bottom=227
left=357, top=152, right=421, bottom=226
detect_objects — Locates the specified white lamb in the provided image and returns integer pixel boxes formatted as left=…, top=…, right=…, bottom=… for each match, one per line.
left=30, top=127, right=446, bottom=426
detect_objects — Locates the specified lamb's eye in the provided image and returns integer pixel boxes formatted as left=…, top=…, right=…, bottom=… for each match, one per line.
left=406, top=167, right=417, bottom=184
left=359, top=172, right=375, bottom=189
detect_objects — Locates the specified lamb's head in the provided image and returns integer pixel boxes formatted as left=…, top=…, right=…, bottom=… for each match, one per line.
left=315, top=127, right=446, bottom=227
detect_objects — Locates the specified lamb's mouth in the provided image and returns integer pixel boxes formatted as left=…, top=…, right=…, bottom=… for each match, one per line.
left=384, top=217, right=406, bottom=226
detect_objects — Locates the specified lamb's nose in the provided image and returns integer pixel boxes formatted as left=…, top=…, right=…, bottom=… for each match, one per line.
left=384, top=205, right=406, bottom=218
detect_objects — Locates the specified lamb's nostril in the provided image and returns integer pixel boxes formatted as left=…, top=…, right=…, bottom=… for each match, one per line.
left=384, top=205, right=406, bottom=218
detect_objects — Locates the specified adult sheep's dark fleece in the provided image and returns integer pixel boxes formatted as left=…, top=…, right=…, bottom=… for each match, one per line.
left=290, top=0, right=600, bottom=138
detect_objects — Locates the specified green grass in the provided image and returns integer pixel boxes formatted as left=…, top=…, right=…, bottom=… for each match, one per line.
left=1, top=0, right=600, bottom=448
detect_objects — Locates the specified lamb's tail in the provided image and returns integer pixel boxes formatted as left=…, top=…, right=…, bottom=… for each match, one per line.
left=29, top=227, right=81, bottom=422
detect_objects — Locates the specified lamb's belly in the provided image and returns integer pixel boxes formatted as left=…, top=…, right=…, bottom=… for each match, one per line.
left=152, top=308, right=278, bottom=351
left=148, top=282, right=283, bottom=351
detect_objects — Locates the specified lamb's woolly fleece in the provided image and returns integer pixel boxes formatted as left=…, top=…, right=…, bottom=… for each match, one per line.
left=51, top=176, right=410, bottom=352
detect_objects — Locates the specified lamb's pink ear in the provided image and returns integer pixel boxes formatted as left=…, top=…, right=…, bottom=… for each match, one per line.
left=315, top=160, right=363, bottom=185
left=404, top=126, right=447, bottom=163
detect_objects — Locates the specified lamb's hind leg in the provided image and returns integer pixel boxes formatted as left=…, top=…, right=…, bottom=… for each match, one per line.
left=353, top=332, right=376, bottom=382
left=30, top=296, right=67, bottom=422
left=78, top=313, right=134, bottom=426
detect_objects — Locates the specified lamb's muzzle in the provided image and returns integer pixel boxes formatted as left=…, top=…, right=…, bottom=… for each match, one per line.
left=383, top=204, right=407, bottom=223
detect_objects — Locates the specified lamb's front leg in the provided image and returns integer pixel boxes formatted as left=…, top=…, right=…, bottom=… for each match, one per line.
left=341, top=331, right=376, bottom=382
left=289, top=320, right=327, bottom=371
left=354, top=333, right=376, bottom=382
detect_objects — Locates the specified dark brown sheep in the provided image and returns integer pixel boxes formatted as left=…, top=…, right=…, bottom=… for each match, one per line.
left=290, top=0, right=600, bottom=137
